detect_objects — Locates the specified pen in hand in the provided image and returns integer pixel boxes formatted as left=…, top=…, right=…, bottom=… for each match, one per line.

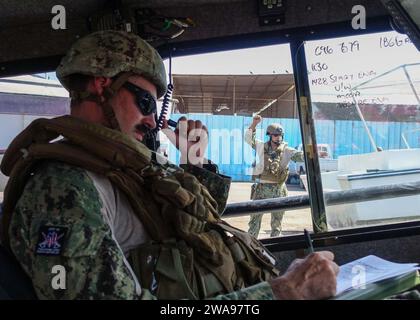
left=304, top=228, right=314, bottom=254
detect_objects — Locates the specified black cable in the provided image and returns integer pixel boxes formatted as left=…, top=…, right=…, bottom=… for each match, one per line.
left=156, top=43, right=174, bottom=131
left=144, top=43, right=175, bottom=152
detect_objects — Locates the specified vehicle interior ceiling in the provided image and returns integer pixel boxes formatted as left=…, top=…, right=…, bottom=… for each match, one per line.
left=1, top=0, right=420, bottom=269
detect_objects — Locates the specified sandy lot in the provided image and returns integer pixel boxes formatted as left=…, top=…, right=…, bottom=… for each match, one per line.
left=225, top=182, right=312, bottom=239
left=0, top=183, right=313, bottom=239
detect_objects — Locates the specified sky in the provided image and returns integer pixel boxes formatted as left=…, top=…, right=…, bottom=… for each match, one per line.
left=164, top=44, right=293, bottom=75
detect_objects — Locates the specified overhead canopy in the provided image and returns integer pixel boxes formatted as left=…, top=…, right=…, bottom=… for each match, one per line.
left=0, top=0, right=388, bottom=76
left=172, top=74, right=297, bottom=118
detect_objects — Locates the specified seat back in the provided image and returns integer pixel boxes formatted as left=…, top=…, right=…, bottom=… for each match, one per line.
left=0, top=245, right=37, bottom=299
left=0, top=203, right=37, bottom=300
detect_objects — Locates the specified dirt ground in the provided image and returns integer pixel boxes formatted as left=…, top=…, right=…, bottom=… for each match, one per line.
left=225, top=182, right=312, bottom=239
left=0, top=183, right=313, bottom=239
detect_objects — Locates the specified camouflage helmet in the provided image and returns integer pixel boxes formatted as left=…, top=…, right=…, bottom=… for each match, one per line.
left=56, top=30, right=167, bottom=98
left=266, top=123, right=284, bottom=136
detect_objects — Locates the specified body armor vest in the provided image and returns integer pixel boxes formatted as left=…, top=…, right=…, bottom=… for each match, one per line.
left=254, top=142, right=289, bottom=184
left=0, top=116, right=279, bottom=299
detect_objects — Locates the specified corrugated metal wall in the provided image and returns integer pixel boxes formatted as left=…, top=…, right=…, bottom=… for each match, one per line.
left=1, top=113, right=419, bottom=181
left=166, top=114, right=420, bottom=181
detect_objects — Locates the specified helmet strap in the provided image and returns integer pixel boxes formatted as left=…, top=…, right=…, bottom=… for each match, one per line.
left=269, top=135, right=283, bottom=146
left=272, top=140, right=281, bottom=146
left=99, top=72, right=134, bottom=131
left=102, top=72, right=134, bottom=99
left=71, top=72, right=137, bottom=131
left=70, top=91, right=102, bottom=104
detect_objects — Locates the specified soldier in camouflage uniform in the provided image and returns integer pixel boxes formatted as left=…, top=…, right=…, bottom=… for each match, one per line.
left=245, top=115, right=304, bottom=238
left=0, top=30, right=338, bottom=300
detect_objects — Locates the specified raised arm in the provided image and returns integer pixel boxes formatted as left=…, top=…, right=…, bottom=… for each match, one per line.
left=245, top=115, right=264, bottom=150
left=288, top=146, right=305, bottom=163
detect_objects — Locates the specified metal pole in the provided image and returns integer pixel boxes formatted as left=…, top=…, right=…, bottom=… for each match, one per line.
left=353, top=99, right=378, bottom=152
left=222, top=180, right=420, bottom=218
left=233, top=76, right=236, bottom=115
left=402, top=131, right=410, bottom=149
left=290, top=40, right=327, bottom=233
left=402, top=65, right=420, bottom=106
left=253, top=84, right=295, bottom=116
left=401, top=128, right=420, bottom=149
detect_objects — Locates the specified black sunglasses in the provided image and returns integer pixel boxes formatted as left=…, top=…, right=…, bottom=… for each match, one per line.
left=122, top=82, right=157, bottom=115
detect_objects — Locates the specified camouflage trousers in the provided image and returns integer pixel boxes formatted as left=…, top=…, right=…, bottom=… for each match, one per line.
left=248, top=182, right=288, bottom=238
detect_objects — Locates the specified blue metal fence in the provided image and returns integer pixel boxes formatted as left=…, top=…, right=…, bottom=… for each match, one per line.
left=165, top=114, right=420, bottom=181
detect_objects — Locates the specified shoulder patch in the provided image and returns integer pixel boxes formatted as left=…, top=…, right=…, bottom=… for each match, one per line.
left=35, top=226, right=68, bottom=256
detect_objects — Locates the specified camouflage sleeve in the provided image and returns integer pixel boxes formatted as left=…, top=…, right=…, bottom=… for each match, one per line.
left=9, top=161, right=139, bottom=300
left=288, top=147, right=304, bottom=162
left=140, top=282, right=274, bottom=300
left=211, top=282, right=275, bottom=300
left=180, top=163, right=231, bottom=215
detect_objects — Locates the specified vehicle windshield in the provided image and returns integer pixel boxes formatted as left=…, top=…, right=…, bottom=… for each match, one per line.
left=305, top=31, right=420, bottom=230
